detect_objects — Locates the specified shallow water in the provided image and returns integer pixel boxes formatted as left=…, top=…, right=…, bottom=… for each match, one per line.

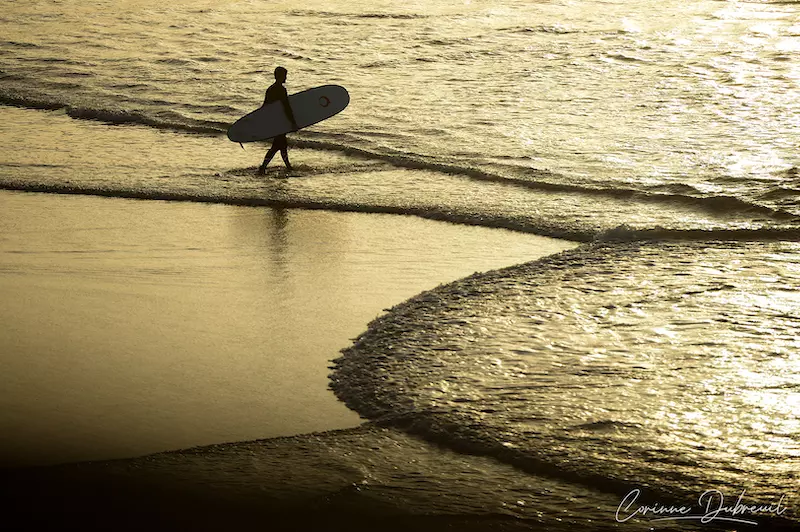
left=1, top=0, right=798, bottom=217
left=1, top=105, right=793, bottom=244
left=332, top=240, right=800, bottom=508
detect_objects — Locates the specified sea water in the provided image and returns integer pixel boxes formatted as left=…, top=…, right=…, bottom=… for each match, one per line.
left=0, top=0, right=798, bottom=527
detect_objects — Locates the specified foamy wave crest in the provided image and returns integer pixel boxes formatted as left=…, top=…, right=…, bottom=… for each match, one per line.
left=0, top=179, right=597, bottom=241
left=294, top=138, right=800, bottom=222
left=0, top=92, right=227, bottom=135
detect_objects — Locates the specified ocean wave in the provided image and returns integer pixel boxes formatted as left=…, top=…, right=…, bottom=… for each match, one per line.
left=330, top=240, right=800, bottom=529
left=288, top=9, right=430, bottom=20
left=2, top=179, right=798, bottom=245
left=155, top=58, right=193, bottom=66
left=0, top=178, right=591, bottom=242
left=503, top=25, right=579, bottom=35
left=605, top=53, right=651, bottom=63
left=2, top=92, right=798, bottom=224
left=356, top=13, right=429, bottom=19
left=359, top=60, right=399, bottom=69
left=287, top=138, right=799, bottom=222
left=0, top=92, right=227, bottom=134
left=596, top=224, right=800, bottom=242
left=0, top=423, right=633, bottom=531
left=273, top=49, right=316, bottom=61
left=2, top=40, right=41, bottom=49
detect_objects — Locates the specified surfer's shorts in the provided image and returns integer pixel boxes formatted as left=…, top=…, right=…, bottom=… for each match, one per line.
left=271, top=134, right=288, bottom=150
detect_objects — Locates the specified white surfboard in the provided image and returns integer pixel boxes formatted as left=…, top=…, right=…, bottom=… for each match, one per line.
left=227, top=84, right=349, bottom=143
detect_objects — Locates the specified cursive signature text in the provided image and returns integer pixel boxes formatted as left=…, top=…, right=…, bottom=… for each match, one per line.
left=615, top=488, right=789, bottom=526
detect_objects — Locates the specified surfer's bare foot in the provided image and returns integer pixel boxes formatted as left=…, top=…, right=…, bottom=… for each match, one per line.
left=257, top=165, right=266, bottom=175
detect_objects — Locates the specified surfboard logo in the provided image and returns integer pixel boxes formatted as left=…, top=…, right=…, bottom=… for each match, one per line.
left=319, top=96, right=330, bottom=108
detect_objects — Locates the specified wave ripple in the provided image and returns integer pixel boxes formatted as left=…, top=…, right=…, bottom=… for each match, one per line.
left=332, top=240, right=800, bottom=526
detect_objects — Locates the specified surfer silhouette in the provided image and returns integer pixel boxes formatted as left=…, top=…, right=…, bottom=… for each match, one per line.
left=258, top=66, right=298, bottom=175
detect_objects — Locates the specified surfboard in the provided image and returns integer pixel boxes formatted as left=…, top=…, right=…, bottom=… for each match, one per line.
left=227, top=85, right=349, bottom=143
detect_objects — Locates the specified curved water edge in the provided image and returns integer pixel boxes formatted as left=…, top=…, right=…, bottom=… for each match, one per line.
left=330, top=240, right=800, bottom=528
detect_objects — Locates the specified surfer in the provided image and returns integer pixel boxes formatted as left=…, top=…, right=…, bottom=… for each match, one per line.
left=258, top=66, right=299, bottom=174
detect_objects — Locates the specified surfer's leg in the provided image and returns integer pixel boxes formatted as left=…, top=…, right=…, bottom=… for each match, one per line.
left=258, top=144, right=280, bottom=174
left=272, top=135, right=291, bottom=171
left=280, top=146, right=292, bottom=171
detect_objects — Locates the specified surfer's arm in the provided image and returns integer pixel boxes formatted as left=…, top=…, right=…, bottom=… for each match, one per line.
left=280, top=91, right=298, bottom=130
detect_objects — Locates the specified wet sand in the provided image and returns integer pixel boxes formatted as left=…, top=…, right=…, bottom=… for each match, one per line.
left=0, top=189, right=573, bottom=466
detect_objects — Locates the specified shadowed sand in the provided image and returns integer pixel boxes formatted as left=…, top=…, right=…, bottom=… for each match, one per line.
left=0, top=423, right=652, bottom=532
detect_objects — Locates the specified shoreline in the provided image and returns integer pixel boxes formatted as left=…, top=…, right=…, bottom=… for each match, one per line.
left=1, top=178, right=796, bottom=532
left=0, top=189, right=574, bottom=467
left=0, top=190, right=597, bottom=529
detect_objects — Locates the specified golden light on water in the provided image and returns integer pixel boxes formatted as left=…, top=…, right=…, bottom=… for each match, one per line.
left=1, top=0, right=799, bottom=527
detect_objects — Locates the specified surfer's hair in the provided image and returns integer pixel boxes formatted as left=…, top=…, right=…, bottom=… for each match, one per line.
left=274, top=66, right=287, bottom=79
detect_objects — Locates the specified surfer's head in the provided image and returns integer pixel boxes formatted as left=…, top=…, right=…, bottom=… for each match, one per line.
left=274, top=66, right=287, bottom=83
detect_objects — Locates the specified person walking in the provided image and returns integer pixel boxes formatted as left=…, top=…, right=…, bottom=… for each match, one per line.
left=258, top=66, right=298, bottom=174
